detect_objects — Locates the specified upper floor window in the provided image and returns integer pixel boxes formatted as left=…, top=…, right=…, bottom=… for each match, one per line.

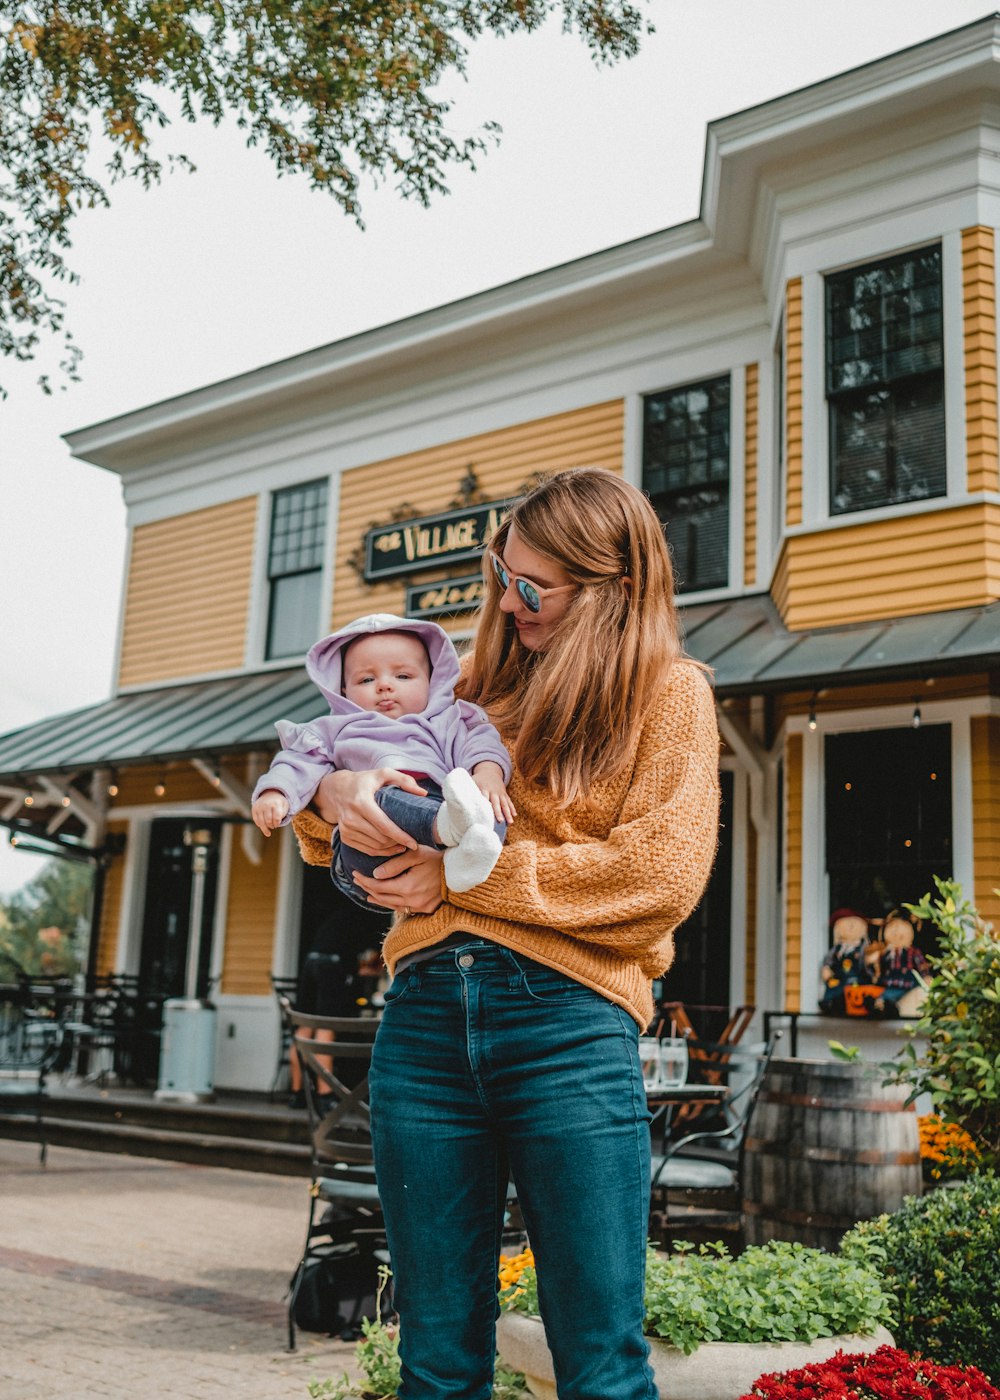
left=826, top=245, right=945, bottom=516
left=642, top=374, right=730, bottom=593
left=265, top=479, right=328, bottom=661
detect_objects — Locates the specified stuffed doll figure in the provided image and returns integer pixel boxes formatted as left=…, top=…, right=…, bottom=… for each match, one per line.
left=871, top=910, right=930, bottom=1017
left=819, top=908, right=871, bottom=1015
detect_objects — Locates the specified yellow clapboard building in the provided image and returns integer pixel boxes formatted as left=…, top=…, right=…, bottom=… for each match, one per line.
left=2, top=17, right=1000, bottom=1085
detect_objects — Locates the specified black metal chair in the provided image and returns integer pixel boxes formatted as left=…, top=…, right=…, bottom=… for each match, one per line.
left=270, top=975, right=298, bottom=1098
left=0, top=982, right=73, bottom=1165
left=286, top=1008, right=386, bottom=1351
left=649, top=1032, right=781, bottom=1231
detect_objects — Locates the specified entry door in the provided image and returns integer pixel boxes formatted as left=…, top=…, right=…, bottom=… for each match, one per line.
left=139, top=818, right=222, bottom=1000
left=660, top=771, right=734, bottom=1017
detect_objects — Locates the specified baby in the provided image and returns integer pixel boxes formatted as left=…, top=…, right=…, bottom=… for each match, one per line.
left=250, top=614, right=514, bottom=910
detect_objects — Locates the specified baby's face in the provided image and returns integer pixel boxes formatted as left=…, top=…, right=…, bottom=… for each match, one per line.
left=342, top=632, right=431, bottom=718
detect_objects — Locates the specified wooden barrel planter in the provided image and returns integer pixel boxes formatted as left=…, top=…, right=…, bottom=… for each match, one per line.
left=742, top=1058, right=922, bottom=1251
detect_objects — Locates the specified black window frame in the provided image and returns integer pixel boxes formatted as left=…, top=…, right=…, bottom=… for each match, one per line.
left=825, top=243, right=946, bottom=517
left=642, top=373, right=732, bottom=594
left=264, top=478, right=329, bottom=662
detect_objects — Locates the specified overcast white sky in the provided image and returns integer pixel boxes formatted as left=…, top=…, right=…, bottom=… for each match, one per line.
left=0, top=0, right=992, bottom=893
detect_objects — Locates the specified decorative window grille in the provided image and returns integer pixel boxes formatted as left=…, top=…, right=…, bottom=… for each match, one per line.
left=265, top=479, right=329, bottom=661
left=642, top=374, right=730, bottom=593
left=826, top=245, right=945, bottom=515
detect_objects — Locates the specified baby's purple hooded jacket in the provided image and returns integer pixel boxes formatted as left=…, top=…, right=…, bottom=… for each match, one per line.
left=251, top=614, right=511, bottom=823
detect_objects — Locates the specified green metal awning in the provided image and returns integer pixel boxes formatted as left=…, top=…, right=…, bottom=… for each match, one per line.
left=681, top=594, right=1000, bottom=696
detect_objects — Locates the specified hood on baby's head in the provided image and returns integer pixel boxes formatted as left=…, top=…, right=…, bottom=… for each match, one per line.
left=304, top=613, right=462, bottom=715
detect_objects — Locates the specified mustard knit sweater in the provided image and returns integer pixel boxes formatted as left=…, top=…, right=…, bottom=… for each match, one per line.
left=291, top=659, right=720, bottom=1029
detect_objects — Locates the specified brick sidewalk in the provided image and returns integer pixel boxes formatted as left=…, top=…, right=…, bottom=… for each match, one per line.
left=0, top=1139, right=364, bottom=1400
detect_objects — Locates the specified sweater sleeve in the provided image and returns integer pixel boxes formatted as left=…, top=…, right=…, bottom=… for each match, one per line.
left=290, top=806, right=336, bottom=866
left=446, top=667, right=720, bottom=948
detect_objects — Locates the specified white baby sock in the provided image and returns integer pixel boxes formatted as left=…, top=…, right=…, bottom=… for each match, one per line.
left=443, top=826, right=503, bottom=893
left=435, top=768, right=495, bottom=847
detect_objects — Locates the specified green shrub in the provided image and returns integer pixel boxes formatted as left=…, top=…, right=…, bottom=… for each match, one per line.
left=502, top=1241, right=892, bottom=1355
left=841, top=1172, right=1000, bottom=1380
left=886, top=878, right=1000, bottom=1164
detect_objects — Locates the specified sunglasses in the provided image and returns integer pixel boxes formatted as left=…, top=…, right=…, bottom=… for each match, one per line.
left=489, top=550, right=576, bottom=614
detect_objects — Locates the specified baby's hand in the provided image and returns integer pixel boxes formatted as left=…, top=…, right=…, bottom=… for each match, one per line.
left=251, top=790, right=289, bottom=835
left=471, top=762, right=517, bottom=825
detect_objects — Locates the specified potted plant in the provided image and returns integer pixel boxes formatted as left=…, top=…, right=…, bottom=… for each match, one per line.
left=496, top=1241, right=894, bottom=1400
left=738, top=1343, right=1000, bottom=1399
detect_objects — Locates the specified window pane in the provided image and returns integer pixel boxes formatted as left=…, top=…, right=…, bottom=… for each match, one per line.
left=643, top=375, right=731, bottom=592
left=661, top=486, right=729, bottom=593
left=268, top=479, right=329, bottom=578
left=824, top=724, right=951, bottom=955
left=830, top=377, right=945, bottom=515
left=826, top=244, right=944, bottom=515
left=266, top=571, right=323, bottom=661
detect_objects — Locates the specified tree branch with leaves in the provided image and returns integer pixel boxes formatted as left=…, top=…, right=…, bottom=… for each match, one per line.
left=0, top=0, right=648, bottom=393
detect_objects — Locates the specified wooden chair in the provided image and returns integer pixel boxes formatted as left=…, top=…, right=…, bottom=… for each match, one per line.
left=654, top=1002, right=756, bottom=1088
left=286, top=1009, right=386, bottom=1351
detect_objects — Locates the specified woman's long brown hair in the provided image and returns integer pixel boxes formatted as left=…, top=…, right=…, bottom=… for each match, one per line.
left=460, top=468, right=682, bottom=805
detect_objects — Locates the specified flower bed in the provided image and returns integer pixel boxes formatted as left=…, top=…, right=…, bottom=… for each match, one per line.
left=739, top=1343, right=1000, bottom=1399
left=918, top=1114, right=982, bottom=1182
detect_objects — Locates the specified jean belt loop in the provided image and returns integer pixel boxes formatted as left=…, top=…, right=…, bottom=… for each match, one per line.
left=406, top=965, right=423, bottom=993
left=499, top=945, right=523, bottom=992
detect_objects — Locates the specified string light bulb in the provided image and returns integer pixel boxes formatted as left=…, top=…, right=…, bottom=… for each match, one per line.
left=912, top=701, right=922, bottom=729
left=210, top=761, right=221, bottom=789
left=808, top=694, right=818, bottom=731
left=107, top=771, right=119, bottom=798
left=61, top=795, right=71, bottom=808
left=154, top=769, right=166, bottom=798
left=23, top=793, right=33, bottom=807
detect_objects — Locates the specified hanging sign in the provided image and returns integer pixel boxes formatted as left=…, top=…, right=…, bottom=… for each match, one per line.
left=364, top=501, right=508, bottom=582
left=405, top=573, right=485, bottom=620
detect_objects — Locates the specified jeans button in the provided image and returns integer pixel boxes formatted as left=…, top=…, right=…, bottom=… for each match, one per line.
left=458, top=954, right=475, bottom=969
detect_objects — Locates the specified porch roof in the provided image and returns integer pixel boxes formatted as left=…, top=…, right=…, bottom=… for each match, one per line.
left=683, top=594, right=1000, bottom=696
left=0, top=595, right=997, bottom=782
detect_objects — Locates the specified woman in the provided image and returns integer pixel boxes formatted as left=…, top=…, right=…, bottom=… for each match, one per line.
left=292, top=468, right=720, bottom=1400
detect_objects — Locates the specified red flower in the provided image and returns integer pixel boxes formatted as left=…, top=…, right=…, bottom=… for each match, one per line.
left=739, top=1346, right=1000, bottom=1400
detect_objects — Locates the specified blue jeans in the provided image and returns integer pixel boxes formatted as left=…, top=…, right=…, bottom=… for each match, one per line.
left=368, top=938, right=656, bottom=1400
left=332, top=782, right=507, bottom=913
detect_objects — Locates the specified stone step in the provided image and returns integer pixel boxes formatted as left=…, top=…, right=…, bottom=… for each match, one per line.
left=0, top=1111, right=312, bottom=1176
left=0, top=1080, right=315, bottom=1173
left=32, top=1087, right=307, bottom=1144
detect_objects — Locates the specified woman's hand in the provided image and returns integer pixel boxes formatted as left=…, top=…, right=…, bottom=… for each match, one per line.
left=313, top=769, right=427, bottom=857
left=352, top=846, right=444, bottom=914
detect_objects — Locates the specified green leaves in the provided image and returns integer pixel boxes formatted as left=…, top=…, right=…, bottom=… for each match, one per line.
left=0, top=0, right=650, bottom=391
left=502, top=1241, right=892, bottom=1355
left=883, top=878, right=1000, bottom=1164
left=841, top=1173, right=1000, bottom=1377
